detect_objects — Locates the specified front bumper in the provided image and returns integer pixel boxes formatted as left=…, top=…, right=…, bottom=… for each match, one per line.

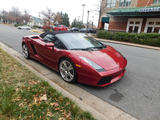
left=77, top=66, right=126, bottom=87
left=96, top=69, right=126, bottom=87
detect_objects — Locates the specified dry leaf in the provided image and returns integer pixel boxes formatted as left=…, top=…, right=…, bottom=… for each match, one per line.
left=55, top=108, right=60, bottom=111
left=28, top=80, right=38, bottom=85
left=58, top=118, right=66, bottom=120
left=47, top=112, right=53, bottom=117
left=19, top=102, right=25, bottom=107
left=12, top=97, right=21, bottom=102
left=62, top=110, right=71, bottom=119
left=40, top=94, right=47, bottom=101
left=50, top=102, right=59, bottom=107
left=34, top=96, right=40, bottom=103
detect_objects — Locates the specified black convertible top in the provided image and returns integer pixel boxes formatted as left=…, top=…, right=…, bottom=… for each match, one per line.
left=39, top=31, right=73, bottom=38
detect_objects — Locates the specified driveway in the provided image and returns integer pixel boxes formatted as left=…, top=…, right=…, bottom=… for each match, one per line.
left=0, top=24, right=160, bottom=120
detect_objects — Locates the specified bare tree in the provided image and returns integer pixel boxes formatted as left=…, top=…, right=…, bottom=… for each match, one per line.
left=0, top=7, right=31, bottom=25
left=1, top=10, right=8, bottom=23
left=7, top=7, right=23, bottom=24
left=54, top=12, right=62, bottom=25
left=41, top=8, right=55, bottom=25
left=23, top=10, right=30, bottom=24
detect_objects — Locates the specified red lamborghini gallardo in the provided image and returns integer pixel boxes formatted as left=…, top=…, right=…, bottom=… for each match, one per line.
left=22, top=32, right=127, bottom=87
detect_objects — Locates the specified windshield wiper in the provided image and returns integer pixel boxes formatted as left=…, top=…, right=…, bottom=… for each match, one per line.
left=85, top=46, right=106, bottom=50
left=70, top=48, right=87, bottom=51
left=70, top=46, right=106, bottom=51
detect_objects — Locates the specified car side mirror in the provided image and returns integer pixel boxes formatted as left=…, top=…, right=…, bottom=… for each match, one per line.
left=45, top=43, right=54, bottom=47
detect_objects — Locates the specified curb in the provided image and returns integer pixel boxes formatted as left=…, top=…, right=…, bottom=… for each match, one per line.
left=0, top=41, right=138, bottom=120
left=96, top=38, right=160, bottom=51
left=32, top=29, right=43, bottom=34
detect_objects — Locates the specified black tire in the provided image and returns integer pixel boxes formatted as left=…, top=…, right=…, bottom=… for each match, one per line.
left=22, top=43, right=30, bottom=59
left=59, top=58, right=77, bottom=83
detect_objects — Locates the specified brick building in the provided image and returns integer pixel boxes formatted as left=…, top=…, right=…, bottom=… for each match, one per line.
left=99, top=0, right=160, bottom=33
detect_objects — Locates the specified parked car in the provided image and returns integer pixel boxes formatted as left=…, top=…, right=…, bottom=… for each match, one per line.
left=87, top=28, right=97, bottom=33
left=53, top=25, right=68, bottom=31
left=79, top=28, right=88, bottom=33
left=22, top=31, right=127, bottom=87
left=70, top=27, right=79, bottom=32
left=43, top=25, right=68, bottom=32
left=17, top=25, right=31, bottom=30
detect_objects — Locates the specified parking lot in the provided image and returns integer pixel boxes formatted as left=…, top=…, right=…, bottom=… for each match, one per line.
left=0, top=24, right=160, bottom=120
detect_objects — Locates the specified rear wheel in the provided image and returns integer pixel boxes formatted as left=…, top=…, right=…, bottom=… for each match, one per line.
left=22, top=43, right=30, bottom=59
left=59, top=59, right=77, bottom=83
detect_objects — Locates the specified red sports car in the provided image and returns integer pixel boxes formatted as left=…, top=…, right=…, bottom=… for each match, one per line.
left=22, top=32, right=127, bottom=87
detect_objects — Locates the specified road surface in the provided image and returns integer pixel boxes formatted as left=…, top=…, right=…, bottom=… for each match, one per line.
left=0, top=24, right=160, bottom=120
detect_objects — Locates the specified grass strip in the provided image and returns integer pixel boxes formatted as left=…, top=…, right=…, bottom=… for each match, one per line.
left=0, top=48, right=95, bottom=120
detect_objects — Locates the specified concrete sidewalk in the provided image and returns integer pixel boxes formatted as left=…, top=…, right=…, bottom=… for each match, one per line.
left=96, top=38, right=160, bottom=51
left=0, top=41, right=138, bottom=120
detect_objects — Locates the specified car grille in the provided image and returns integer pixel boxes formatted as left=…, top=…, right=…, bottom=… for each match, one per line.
left=97, top=76, right=113, bottom=85
left=97, top=69, right=125, bottom=85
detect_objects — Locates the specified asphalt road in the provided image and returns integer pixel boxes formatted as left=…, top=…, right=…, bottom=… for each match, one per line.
left=0, top=24, right=160, bottom=120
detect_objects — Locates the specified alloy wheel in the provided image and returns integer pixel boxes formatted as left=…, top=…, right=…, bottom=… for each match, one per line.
left=59, top=60, right=75, bottom=82
left=22, top=44, right=29, bottom=59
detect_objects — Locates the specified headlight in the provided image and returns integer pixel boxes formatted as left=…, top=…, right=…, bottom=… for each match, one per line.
left=79, top=56, right=105, bottom=72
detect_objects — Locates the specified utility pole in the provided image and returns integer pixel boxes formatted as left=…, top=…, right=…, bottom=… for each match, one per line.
left=98, top=0, right=102, bottom=29
left=82, top=4, right=86, bottom=23
left=92, top=16, right=94, bottom=29
left=87, top=10, right=90, bottom=30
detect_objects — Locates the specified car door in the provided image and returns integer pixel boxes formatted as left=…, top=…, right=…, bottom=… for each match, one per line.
left=35, top=34, right=65, bottom=67
left=34, top=34, right=56, bottom=60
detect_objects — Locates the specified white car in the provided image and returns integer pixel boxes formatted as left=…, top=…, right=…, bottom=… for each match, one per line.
left=17, top=25, right=31, bottom=30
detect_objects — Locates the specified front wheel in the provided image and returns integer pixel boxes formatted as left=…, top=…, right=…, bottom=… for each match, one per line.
left=59, top=59, right=77, bottom=83
left=22, top=43, right=30, bottom=59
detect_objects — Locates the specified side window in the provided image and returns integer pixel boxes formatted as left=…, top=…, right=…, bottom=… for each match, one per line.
left=43, top=34, right=55, bottom=42
left=54, top=39, right=66, bottom=49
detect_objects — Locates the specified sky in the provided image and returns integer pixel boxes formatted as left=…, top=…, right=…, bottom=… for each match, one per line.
left=0, top=0, right=100, bottom=26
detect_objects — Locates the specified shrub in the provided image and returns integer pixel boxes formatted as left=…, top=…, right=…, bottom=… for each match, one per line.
left=32, top=25, right=42, bottom=29
left=97, top=31, right=160, bottom=47
left=14, top=24, right=25, bottom=27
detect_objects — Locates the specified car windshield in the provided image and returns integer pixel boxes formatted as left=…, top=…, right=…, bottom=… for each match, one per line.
left=56, top=33, right=105, bottom=50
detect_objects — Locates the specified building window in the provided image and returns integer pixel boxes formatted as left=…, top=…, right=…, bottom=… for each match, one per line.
left=119, top=0, right=131, bottom=7
left=126, top=18, right=143, bottom=33
left=144, top=18, right=160, bottom=33
left=153, top=0, right=160, bottom=4
left=106, top=0, right=116, bottom=8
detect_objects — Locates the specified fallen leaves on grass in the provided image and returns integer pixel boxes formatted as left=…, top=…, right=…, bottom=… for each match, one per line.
left=12, top=97, right=21, bottom=102
left=0, top=49, right=95, bottom=120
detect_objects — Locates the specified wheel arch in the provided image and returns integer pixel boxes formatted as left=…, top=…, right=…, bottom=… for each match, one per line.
left=58, top=56, right=78, bottom=83
left=22, top=41, right=25, bottom=45
left=58, top=56, right=71, bottom=67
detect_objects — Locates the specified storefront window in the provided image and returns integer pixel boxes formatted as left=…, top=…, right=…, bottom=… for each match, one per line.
left=106, top=0, right=116, bottom=8
left=153, top=0, right=160, bottom=4
left=147, top=27, right=153, bottom=33
left=154, top=27, right=160, bottom=33
left=129, top=26, right=133, bottom=33
left=119, top=0, right=131, bottom=7
left=127, top=18, right=143, bottom=33
left=144, top=18, right=160, bottom=33
left=134, top=26, right=139, bottom=33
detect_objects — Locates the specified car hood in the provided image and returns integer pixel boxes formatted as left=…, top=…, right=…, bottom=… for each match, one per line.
left=71, top=46, right=125, bottom=70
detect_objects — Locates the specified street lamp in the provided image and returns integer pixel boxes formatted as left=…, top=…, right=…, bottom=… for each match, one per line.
left=82, top=4, right=86, bottom=23
left=87, top=10, right=90, bottom=30
left=87, top=10, right=98, bottom=29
